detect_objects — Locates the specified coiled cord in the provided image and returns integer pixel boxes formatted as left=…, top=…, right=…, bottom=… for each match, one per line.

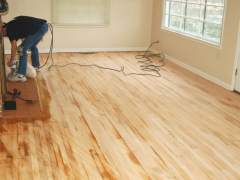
left=135, top=41, right=165, bottom=77
left=40, top=24, right=165, bottom=77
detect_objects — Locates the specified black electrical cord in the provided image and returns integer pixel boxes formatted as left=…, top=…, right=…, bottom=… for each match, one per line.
left=48, top=63, right=162, bottom=78
left=135, top=41, right=165, bottom=77
left=39, top=23, right=54, bottom=69
left=40, top=23, right=165, bottom=77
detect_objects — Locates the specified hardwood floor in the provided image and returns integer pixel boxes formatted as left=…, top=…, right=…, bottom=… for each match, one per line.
left=0, top=52, right=240, bottom=179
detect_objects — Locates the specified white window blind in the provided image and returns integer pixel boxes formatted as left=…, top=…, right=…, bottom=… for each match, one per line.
left=52, top=0, right=110, bottom=26
left=163, top=0, right=225, bottom=45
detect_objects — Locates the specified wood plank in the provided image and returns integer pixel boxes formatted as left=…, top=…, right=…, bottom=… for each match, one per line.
left=0, top=52, right=239, bottom=179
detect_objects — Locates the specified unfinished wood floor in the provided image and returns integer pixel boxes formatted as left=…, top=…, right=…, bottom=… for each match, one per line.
left=0, top=52, right=240, bottom=180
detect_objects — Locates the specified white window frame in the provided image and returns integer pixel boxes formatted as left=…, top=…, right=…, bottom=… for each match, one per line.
left=162, top=0, right=226, bottom=46
left=51, top=0, right=111, bottom=27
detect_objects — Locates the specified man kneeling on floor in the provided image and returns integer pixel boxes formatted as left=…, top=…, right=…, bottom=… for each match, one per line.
left=2, top=16, right=48, bottom=82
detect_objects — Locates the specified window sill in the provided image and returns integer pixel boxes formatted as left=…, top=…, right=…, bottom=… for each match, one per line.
left=161, top=27, right=222, bottom=49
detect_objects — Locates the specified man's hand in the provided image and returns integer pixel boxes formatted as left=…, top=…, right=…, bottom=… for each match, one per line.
left=10, top=40, right=17, bottom=65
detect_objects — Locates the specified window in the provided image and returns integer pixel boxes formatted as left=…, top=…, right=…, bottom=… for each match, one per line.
left=163, top=0, right=225, bottom=44
left=52, top=0, right=110, bottom=26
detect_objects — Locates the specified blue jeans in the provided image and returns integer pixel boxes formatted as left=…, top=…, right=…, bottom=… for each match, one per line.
left=17, top=23, right=48, bottom=75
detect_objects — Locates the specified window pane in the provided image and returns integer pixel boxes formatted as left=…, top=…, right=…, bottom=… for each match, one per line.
left=165, top=1, right=170, bottom=14
left=188, top=0, right=205, bottom=4
left=88, top=0, right=106, bottom=24
left=207, top=0, right=224, bottom=6
left=185, top=19, right=203, bottom=36
left=169, top=16, right=184, bottom=31
left=163, top=0, right=225, bottom=45
left=204, top=23, right=222, bottom=43
left=186, top=4, right=205, bottom=19
left=170, top=2, right=185, bottom=16
left=206, top=6, right=223, bottom=24
left=175, top=0, right=187, bottom=2
left=165, top=14, right=170, bottom=27
left=53, top=0, right=109, bottom=25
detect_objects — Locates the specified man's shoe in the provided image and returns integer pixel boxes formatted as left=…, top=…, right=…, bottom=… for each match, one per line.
left=8, top=73, right=27, bottom=82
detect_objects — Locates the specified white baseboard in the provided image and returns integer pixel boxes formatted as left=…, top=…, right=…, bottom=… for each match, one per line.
left=4, top=47, right=147, bottom=54
left=166, top=55, right=233, bottom=91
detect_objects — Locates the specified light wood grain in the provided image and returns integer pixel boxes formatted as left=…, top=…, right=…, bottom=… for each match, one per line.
left=0, top=52, right=240, bottom=180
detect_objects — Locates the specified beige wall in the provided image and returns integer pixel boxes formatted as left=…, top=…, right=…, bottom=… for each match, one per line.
left=3, top=0, right=153, bottom=51
left=151, top=0, right=240, bottom=86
